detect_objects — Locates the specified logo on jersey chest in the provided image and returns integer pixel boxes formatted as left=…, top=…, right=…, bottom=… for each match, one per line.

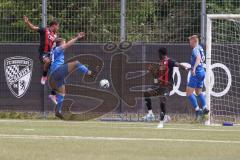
left=48, top=34, right=56, bottom=41
left=47, top=30, right=56, bottom=41
left=4, top=56, right=33, bottom=98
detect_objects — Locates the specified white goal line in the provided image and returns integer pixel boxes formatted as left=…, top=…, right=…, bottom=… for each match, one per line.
left=0, top=134, right=240, bottom=144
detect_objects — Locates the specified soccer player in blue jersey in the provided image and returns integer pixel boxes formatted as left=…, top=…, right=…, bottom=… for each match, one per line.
left=49, top=32, right=98, bottom=119
left=186, top=35, right=209, bottom=120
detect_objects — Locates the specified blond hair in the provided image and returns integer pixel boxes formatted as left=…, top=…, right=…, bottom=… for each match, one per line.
left=188, top=35, right=199, bottom=42
left=55, top=38, right=65, bottom=46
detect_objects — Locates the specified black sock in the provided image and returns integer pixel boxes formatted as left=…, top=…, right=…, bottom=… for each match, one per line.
left=145, top=97, right=152, bottom=111
left=160, top=102, right=166, bottom=121
left=51, top=90, right=56, bottom=95
left=42, top=71, right=48, bottom=77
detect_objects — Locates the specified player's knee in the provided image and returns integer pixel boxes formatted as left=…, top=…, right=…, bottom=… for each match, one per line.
left=186, top=87, right=194, bottom=96
left=195, top=89, right=202, bottom=96
left=74, top=60, right=80, bottom=65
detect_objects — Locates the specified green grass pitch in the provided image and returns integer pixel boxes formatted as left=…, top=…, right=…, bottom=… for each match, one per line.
left=0, top=119, right=240, bottom=160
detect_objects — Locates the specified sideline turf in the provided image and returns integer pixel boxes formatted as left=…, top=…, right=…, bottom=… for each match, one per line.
left=0, top=120, right=239, bottom=160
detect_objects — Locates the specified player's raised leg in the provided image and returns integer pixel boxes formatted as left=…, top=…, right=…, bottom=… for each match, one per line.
left=49, top=61, right=96, bottom=119
left=48, top=32, right=100, bottom=119
left=67, top=61, right=92, bottom=77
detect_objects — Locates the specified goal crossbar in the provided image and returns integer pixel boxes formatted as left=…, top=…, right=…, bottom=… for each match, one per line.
left=207, top=14, right=240, bottom=20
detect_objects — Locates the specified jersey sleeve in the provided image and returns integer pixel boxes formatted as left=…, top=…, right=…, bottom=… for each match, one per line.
left=168, top=59, right=177, bottom=68
left=193, top=48, right=200, bottom=58
left=37, top=26, right=45, bottom=34
left=55, top=46, right=64, bottom=54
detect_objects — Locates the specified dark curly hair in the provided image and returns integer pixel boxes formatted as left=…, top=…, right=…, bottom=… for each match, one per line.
left=49, top=20, right=59, bottom=27
left=159, top=47, right=167, bottom=58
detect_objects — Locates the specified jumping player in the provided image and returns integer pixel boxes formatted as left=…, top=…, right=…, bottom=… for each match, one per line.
left=144, top=47, right=187, bottom=128
left=49, top=32, right=98, bottom=119
left=23, top=15, right=59, bottom=85
left=186, top=35, right=209, bottom=120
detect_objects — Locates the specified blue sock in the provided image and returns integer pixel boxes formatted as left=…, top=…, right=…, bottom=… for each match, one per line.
left=188, top=94, right=199, bottom=111
left=76, top=63, right=89, bottom=74
left=56, top=94, right=64, bottom=113
left=198, top=92, right=206, bottom=109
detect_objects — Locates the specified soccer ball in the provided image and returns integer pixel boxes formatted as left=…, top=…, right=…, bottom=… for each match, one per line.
left=99, top=79, right=110, bottom=88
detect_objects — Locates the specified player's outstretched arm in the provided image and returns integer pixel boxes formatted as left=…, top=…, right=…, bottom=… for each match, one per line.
left=147, top=64, right=159, bottom=77
left=61, top=32, right=85, bottom=50
left=175, top=62, right=190, bottom=71
left=23, top=15, right=39, bottom=32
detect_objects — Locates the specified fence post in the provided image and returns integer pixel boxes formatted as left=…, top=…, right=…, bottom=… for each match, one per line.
left=42, top=0, right=47, bottom=117
left=42, top=0, right=47, bottom=27
left=120, top=0, right=126, bottom=42
left=201, top=0, right=206, bottom=45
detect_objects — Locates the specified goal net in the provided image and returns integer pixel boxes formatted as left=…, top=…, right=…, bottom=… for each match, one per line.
left=206, top=14, right=240, bottom=124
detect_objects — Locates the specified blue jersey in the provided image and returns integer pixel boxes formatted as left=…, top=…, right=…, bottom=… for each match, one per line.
left=50, top=46, right=65, bottom=73
left=191, top=45, right=205, bottom=72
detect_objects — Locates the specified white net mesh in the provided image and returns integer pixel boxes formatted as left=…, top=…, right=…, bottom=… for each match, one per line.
left=210, top=17, right=240, bottom=124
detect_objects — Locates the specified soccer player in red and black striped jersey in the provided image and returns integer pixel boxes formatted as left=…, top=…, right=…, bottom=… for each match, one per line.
left=23, top=15, right=59, bottom=85
left=144, top=47, right=188, bottom=128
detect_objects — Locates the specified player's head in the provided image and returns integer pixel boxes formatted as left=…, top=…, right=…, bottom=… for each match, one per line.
left=55, top=38, right=65, bottom=47
left=49, top=20, right=59, bottom=32
left=188, top=35, right=199, bottom=48
left=159, top=47, right=167, bottom=59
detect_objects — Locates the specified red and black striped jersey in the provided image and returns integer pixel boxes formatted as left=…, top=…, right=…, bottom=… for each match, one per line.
left=38, top=27, right=57, bottom=53
left=158, top=56, right=177, bottom=86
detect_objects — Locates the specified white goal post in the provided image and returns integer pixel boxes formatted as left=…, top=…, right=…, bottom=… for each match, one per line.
left=206, top=14, right=240, bottom=125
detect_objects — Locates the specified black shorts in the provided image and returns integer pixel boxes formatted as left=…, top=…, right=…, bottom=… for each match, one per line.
left=39, top=50, right=50, bottom=63
left=144, top=85, right=172, bottom=98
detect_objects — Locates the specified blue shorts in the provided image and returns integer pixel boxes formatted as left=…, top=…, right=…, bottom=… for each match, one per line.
left=187, top=71, right=205, bottom=88
left=50, top=64, right=69, bottom=88
left=50, top=63, right=89, bottom=88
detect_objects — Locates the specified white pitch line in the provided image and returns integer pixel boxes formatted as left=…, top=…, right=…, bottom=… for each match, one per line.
left=23, top=129, right=35, bottom=131
left=160, top=127, right=240, bottom=132
left=66, top=125, right=240, bottom=132
left=0, top=134, right=239, bottom=144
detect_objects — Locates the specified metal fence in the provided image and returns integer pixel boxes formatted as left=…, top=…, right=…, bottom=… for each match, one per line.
left=126, top=0, right=201, bottom=43
left=47, top=0, right=121, bottom=42
left=0, top=0, right=240, bottom=43
left=0, top=0, right=42, bottom=42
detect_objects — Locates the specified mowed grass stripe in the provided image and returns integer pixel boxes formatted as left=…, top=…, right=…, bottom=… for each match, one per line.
left=1, top=120, right=240, bottom=133
left=0, top=134, right=240, bottom=144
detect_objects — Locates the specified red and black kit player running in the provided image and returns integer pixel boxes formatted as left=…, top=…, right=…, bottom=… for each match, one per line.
left=144, top=47, right=187, bottom=128
left=23, top=15, right=59, bottom=85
